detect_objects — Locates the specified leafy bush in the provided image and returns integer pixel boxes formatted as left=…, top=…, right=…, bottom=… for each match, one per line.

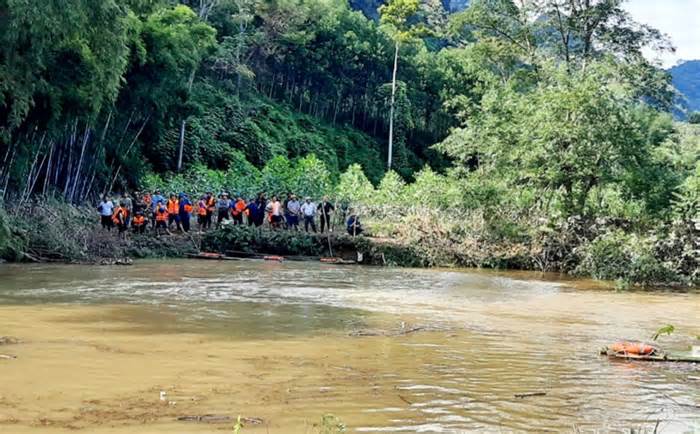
left=575, top=230, right=681, bottom=286
left=335, top=164, right=375, bottom=206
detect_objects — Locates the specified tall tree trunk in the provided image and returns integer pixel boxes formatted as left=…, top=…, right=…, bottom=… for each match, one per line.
left=387, top=41, right=400, bottom=170
left=177, top=69, right=197, bottom=172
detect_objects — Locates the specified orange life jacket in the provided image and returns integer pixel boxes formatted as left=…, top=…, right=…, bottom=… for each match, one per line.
left=155, top=208, right=168, bottom=222
left=184, top=203, right=193, bottom=213
left=167, top=199, right=179, bottom=214
left=198, top=201, right=207, bottom=216
left=231, top=200, right=246, bottom=216
left=133, top=215, right=145, bottom=226
left=206, top=197, right=216, bottom=212
left=112, top=207, right=128, bottom=225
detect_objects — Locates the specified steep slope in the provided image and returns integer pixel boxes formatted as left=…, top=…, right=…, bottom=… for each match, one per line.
left=670, top=60, right=700, bottom=116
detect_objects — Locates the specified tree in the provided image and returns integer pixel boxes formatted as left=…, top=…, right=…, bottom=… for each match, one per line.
left=336, top=164, right=374, bottom=205
left=379, top=0, right=421, bottom=170
left=127, top=5, right=216, bottom=172
left=451, top=0, right=675, bottom=106
left=0, top=0, right=135, bottom=138
left=437, top=62, right=674, bottom=215
left=689, top=112, right=700, bottom=125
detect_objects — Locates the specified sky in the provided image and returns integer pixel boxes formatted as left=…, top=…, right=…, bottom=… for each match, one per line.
left=623, top=0, right=700, bottom=67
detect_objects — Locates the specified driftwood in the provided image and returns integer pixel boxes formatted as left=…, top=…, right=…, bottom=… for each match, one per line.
left=0, top=354, right=17, bottom=360
left=349, top=324, right=430, bottom=337
left=177, top=415, right=263, bottom=424
left=398, top=395, right=413, bottom=405
left=514, top=392, right=547, bottom=399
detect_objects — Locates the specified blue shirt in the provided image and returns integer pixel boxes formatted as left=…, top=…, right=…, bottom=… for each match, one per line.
left=152, top=195, right=165, bottom=210
left=246, top=202, right=260, bottom=219
left=179, top=198, right=192, bottom=215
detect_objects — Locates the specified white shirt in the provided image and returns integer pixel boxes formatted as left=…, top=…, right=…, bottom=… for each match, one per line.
left=300, top=202, right=317, bottom=217
left=99, top=200, right=114, bottom=216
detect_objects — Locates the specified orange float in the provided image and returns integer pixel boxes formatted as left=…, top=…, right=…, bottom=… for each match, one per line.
left=609, top=342, right=658, bottom=356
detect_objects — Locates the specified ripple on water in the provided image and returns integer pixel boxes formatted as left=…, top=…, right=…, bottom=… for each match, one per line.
left=0, top=260, right=698, bottom=432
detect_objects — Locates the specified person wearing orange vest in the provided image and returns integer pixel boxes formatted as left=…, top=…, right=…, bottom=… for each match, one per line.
left=132, top=211, right=147, bottom=234
left=142, top=192, right=152, bottom=210
left=166, top=193, right=180, bottom=231
left=178, top=193, right=193, bottom=233
left=197, top=196, right=208, bottom=230
left=154, top=200, right=169, bottom=235
left=230, top=195, right=247, bottom=225
left=112, top=202, right=129, bottom=239
left=204, top=192, right=216, bottom=229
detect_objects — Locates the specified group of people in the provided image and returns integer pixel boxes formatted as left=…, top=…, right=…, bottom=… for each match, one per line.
left=96, top=191, right=363, bottom=238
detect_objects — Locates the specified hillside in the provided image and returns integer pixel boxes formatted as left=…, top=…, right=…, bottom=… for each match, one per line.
left=670, top=60, right=700, bottom=116
left=350, top=0, right=469, bottom=18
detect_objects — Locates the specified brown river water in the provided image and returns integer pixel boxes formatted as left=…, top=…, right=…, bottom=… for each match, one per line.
left=0, top=260, right=698, bottom=433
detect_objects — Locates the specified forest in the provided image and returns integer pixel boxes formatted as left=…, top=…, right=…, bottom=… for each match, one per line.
left=0, top=0, right=698, bottom=286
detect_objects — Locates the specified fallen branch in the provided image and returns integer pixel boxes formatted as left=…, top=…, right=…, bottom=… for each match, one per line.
left=514, top=392, right=546, bottom=399
left=398, top=395, right=413, bottom=405
left=177, top=415, right=232, bottom=423
left=177, top=415, right=263, bottom=424
left=0, top=354, right=17, bottom=360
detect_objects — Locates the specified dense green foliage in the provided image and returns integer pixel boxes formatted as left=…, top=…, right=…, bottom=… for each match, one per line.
left=0, top=0, right=697, bottom=285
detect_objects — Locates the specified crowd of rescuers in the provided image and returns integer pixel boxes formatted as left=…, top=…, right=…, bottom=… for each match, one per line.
left=97, top=191, right=363, bottom=239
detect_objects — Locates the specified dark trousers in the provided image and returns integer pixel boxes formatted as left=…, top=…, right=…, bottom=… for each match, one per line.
left=304, top=216, right=317, bottom=233
left=232, top=213, right=243, bottom=225
left=204, top=211, right=213, bottom=229
left=180, top=215, right=190, bottom=232
left=168, top=214, right=180, bottom=230
left=100, top=215, right=113, bottom=230
left=217, top=209, right=228, bottom=224
left=320, top=214, right=331, bottom=233
left=134, top=225, right=146, bottom=234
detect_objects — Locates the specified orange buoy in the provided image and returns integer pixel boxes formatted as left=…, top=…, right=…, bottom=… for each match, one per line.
left=609, top=342, right=658, bottom=356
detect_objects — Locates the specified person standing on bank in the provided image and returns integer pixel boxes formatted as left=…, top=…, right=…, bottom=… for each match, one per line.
left=179, top=193, right=193, bottom=233
left=166, top=193, right=180, bottom=232
left=151, top=190, right=164, bottom=229
left=268, top=196, right=283, bottom=229
left=122, top=192, right=133, bottom=228
left=217, top=193, right=230, bottom=226
left=286, top=194, right=301, bottom=231
left=98, top=195, right=114, bottom=231
left=205, top=191, right=216, bottom=229
left=317, top=195, right=334, bottom=234
left=197, top=196, right=208, bottom=230
left=301, top=197, right=317, bottom=233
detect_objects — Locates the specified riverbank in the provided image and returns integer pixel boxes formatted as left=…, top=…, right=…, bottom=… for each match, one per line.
left=0, top=200, right=418, bottom=267
left=0, top=200, right=697, bottom=288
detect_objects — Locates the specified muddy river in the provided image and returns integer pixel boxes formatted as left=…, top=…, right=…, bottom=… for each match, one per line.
left=0, top=260, right=698, bottom=433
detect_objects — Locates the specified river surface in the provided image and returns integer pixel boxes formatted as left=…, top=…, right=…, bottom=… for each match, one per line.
left=0, top=260, right=698, bottom=433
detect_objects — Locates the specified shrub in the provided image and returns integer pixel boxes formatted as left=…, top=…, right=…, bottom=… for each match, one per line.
left=575, top=230, right=681, bottom=286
